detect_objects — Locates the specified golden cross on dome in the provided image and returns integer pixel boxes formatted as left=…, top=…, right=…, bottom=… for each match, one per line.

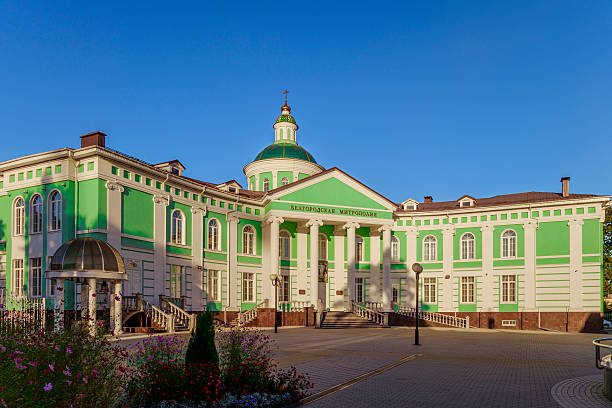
left=283, top=89, right=289, bottom=105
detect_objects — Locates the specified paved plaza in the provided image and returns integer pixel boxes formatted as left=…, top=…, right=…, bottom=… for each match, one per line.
left=268, top=327, right=606, bottom=407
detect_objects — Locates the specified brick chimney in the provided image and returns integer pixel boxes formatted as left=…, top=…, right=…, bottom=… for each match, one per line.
left=80, top=131, right=106, bottom=148
left=561, top=177, right=570, bottom=197
left=424, top=196, right=433, bottom=203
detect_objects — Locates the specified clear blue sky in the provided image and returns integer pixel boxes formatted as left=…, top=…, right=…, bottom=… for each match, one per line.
left=1, top=1, right=611, bottom=203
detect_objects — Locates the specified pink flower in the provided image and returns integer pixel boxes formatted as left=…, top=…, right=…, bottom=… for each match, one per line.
left=49, top=364, right=55, bottom=372
left=66, top=347, right=72, bottom=354
left=91, top=293, right=96, bottom=298
left=44, top=383, right=52, bottom=391
left=82, top=377, right=87, bottom=384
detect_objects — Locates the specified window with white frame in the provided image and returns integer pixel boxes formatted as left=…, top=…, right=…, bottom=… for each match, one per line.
left=392, top=283, right=399, bottom=304
left=423, top=235, right=437, bottom=261
left=391, top=236, right=400, bottom=262
left=355, top=277, right=364, bottom=303
left=280, top=274, right=290, bottom=302
left=207, top=219, right=220, bottom=250
left=206, top=270, right=220, bottom=301
left=30, top=257, right=42, bottom=298
left=318, top=233, right=327, bottom=260
left=279, top=230, right=291, bottom=259
left=263, top=179, right=270, bottom=192
left=423, top=277, right=436, bottom=304
left=461, top=276, right=475, bottom=303
left=242, top=225, right=256, bottom=255
left=170, top=265, right=182, bottom=298
left=355, top=236, right=364, bottom=263
left=12, top=259, right=24, bottom=297
left=460, top=233, right=475, bottom=260
left=501, top=230, right=517, bottom=258
left=49, top=191, right=62, bottom=231
left=171, top=210, right=184, bottom=245
left=13, top=198, right=25, bottom=236
left=242, top=272, right=254, bottom=302
left=501, top=275, right=517, bottom=303
left=281, top=177, right=289, bottom=187
left=31, top=195, right=43, bottom=234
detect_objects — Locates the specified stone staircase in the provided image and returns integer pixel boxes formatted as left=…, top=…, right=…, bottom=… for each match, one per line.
left=320, top=311, right=382, bottom=329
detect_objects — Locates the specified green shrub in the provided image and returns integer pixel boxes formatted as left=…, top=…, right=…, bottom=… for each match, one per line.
left=185, top=312, right=218, bottom=366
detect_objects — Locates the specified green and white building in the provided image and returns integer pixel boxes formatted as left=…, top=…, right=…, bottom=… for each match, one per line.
left=0, top=99, right=608, bottom=331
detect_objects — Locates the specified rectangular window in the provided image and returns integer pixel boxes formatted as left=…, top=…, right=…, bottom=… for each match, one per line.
left=134, top=174, right=141, bottom=183
left=502, top=275, right=517, bottom=303
left=12, top=259, right=24, bottom=297
left=207, top=270, right=219, bottom=301
left=392, top=283, right=399, bottom=304
left=30, top=257, right=42, bottom=298
left=461, top=276, right=475, bottom=303
left=242, top=272, right=254, bottom=302
left=423, top=277, right=436, bottom=304
left=145, top=178, right=152, bottom=186
left=170, top=265, right=182, bottom=298
left=78, top=164, right=85, bottom=173
left=87, top=162, right=94, bottom=171
left=123, top=170, right=130, bottom=179
left=55, top=165, right=61, bottom=174
left=36, top=168, right=42, bottom=177
left=280, top=275, right=290, bottom=302
left=355, top=277, right=364, bottom=304
left=111, top=166, right=118, bottom=175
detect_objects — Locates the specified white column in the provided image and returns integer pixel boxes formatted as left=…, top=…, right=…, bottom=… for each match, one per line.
left=333, top=226, right=345, bottom=310
left=343, top=222, right=360, bottom=304
left=272, top=171, right=278, bottom=190
left=481, top=223, right=494, bottom=311
left=80, top=281, right=89, bottom=319
left=191, top=207, right=205, bottom=311
left=569, top=218, right=584, bottom=310
left=53, top=278, right=65, bottom=331
left=255, top=174, right=260, bottom=191
left=307, top=219, right=323, bottom=308
left=406, top=227, right=418, bottom=308
left=153, top=195, right=169, bottom=305
left=227, top=214, right=239, bottom=310
left=523, top=220, right=538, bottom=311
left=380, top=224, right=393, bottom=311
left=267, top=216, right=284, bottom=305
left=297, top=225, right=309, bottom=301
left=113, top=281, right=123, bottom=334
left=88, top=277, right=97, bottom=336
left=105, top=181, right=124, bottom=251
left=370, top=229, right=381, bottom=303
left=441, top=226, right=455, bottom=312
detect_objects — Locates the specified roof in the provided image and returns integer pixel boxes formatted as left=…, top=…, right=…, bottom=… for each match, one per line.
left=275, top=114, right=297, bottom=127
left=50, top=237, right=125, bottom=274
left=254, top=143, right=317, bottom=164
left=397, top=192, right=606, bottom=213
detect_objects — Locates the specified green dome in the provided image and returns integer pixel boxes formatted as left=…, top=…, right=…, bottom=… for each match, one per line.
left=275, top=114, right=297, bottom=126
left=254, top=143, right=317, bottom=164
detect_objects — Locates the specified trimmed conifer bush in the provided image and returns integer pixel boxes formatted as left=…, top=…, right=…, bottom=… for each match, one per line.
left=185, top=311, right=219, bottom=366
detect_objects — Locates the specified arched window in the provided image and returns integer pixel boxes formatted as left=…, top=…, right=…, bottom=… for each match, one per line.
left=49, top=191, right=62, bottom=231
left=208, top=219, right=220, bottom=250
left=319, top=233, right=327, bottom=260
left=355, top=236, right=364, bottom=263
left=13, top=197, right=25, bottom=236
left=30, top=195, right=43, bottom=234
left=501, top=229, right=517, bottom=258
left=171, top=210, right=184, bottom=245
left=461, top=233, right=475, bottom=260
left=391, top=236, right=400, bottom=262
left=281, top=177, right=289, bottom=187
left=242, top=225, right=256, bottom=255
left=279, top=230, right=291, bottom=259
left=423, top=235, right=437, bottom=261
left=263, top=179, right=270, bottom=192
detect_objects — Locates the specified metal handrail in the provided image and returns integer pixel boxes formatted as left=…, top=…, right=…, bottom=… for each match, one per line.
left=593, top=337, right=612, bottom=369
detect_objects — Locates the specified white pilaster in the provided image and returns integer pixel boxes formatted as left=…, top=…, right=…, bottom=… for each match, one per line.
left=523, top=220, right=538, bottom=311
left=380, top=224, right=393, bottom=311
left=441, top=226, right=455, bottom=311
left=480, top=223, right=494, bottom=311
left=227, top=214, right=239, bottom=310
left=152, top=195, right=169, bottom=305
left=272, top=171, right=278, bottom=190
left=292, top=171, right=299, bottom=183
left=296, top=225, right=308, bottom=301
left=333, top=226, right=345, bottom=311
left=105, top=181, right=124, bottom=251
left=307, top=219, right=323, bottom=308
left=267, top=216, right=284, bottom=305
left=370, top=229, right=381, bottom=303
left=569, top=218, right=584, bottom=310
left=406, top=227, right=418, bottom=308
left=190, top=207, right=206, bottom=311
left=343, top=222, right=360, bottom=303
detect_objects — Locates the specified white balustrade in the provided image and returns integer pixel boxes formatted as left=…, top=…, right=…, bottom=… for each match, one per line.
left=351, top=301, right=387, bottom=326
left=393, top=304, right=470, bottom=329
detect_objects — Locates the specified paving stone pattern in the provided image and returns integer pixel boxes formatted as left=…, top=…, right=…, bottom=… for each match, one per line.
left=551, top=375, right=610, bottom=408
left=268, top=327, right=605, bottom=407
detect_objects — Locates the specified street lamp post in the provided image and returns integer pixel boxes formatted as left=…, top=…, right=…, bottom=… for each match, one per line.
left=269, top=274, right=280, bottom=333
left=411, top=263, right=423, bottom=345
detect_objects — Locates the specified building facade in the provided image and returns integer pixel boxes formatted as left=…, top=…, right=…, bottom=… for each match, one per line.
left=0, top=100, right=608, bottom=331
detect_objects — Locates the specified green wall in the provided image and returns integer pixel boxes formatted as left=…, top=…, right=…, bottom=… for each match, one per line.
left=122, top=186, right=153, bottom=239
